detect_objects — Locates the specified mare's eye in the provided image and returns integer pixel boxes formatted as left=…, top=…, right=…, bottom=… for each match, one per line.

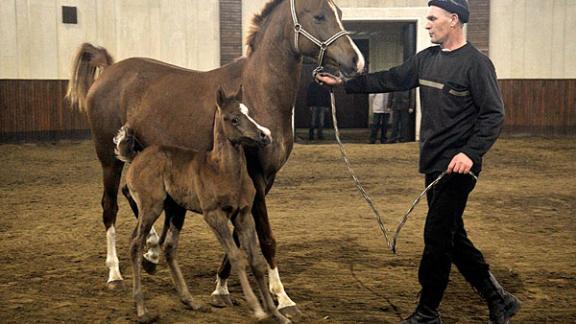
left=314, top=14, right=325, bottom=22
left=232, top=117, right=240, bottom=125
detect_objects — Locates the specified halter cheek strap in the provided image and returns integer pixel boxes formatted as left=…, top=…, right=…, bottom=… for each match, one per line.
left=290, top=0, right=350, bottom=68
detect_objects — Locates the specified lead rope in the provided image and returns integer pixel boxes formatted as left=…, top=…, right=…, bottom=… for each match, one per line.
left=328, top=89, right=393, bottom=249
left=328, top=88, right=478, bottom=253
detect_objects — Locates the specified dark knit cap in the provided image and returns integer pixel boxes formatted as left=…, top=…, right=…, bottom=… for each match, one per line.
left=428, top=0, right=470, bottom=23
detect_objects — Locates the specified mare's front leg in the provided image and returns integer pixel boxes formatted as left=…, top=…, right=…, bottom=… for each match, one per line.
left=251, top=173, right=302, bottom=320
left=162, top=199, right=209, bottom=312
left=205, top=209, right=267, bottom=321
left=235, top=207, right=291, bottom=324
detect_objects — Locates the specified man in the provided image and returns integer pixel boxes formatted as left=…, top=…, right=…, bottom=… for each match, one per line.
left=389, top=90, right=412, bottom=143
left=306, top=80, right=331, bottom=140
left=369, top=92, right=391, bottom=144
left=316, top=1, right=521, bottom=323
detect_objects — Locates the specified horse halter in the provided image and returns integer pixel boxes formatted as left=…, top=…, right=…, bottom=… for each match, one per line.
left=290, top=0, right=350, bottom=73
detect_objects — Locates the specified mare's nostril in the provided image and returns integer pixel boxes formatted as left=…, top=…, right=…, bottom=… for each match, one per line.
left=259, top=131, right=267, bottom=139
left=352, top=55, right=358, bottom=65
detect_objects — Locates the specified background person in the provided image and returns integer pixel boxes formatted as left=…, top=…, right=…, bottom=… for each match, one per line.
left=389, top=90, right=412, bottom=143
left=306, top=80, right=331, bottom=140
left=369, top=92, right=391, bottom=144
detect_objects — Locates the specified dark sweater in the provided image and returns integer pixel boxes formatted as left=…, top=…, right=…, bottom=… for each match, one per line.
left=345, top=43, right=504, bottom=174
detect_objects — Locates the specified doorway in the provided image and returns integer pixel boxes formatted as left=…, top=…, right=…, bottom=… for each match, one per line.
left=293, top=21, right=417, bottom=140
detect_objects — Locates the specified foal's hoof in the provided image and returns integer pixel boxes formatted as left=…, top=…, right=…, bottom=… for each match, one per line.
left=182, top=299, right=211, bottom=313
left=106, top=280, right=125, bottom=290
left=137, top=313, right=159, bottom=324
left=279, top=305, right=302, bottom=322
left=210, top=294, right=233, bottom=308
left=142, top=259, right=158, bottom=275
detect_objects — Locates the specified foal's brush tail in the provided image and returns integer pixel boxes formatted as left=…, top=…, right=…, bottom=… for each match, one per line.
left=65, top=43, right=114, bottom=112
left=113, top=126, right=140, bottom=163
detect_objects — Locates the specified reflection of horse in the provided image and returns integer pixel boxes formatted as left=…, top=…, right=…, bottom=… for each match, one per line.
left=116, top=87, right=289, bottom=323
left=66, top=0, right=364, bottom=317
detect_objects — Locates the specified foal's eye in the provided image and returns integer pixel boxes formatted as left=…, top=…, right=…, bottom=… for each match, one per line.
left=232, top=117, right=240, bottom=125
left=314, top=14, right=325, bottom=22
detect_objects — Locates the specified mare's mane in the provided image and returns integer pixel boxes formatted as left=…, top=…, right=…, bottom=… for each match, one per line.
left=246, top=0, right=285, bottom=57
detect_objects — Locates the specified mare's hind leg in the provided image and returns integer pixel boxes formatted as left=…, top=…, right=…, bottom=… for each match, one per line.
left=101, top=159, right=125, bottom=288
left=204, top=210, right=267, bottom=321
left=234, top=208, right=291, bottom=324
left=162, top=199, right=209, bottom=312
left=211, top=234, right=239, bottom=307
left=122, top=184, right=161, bottom=275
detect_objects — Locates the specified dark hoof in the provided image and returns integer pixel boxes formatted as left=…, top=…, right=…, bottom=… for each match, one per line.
left=106, top=280, right=125, bottom=290
left=137, top=313, right=159, bottom=324
left=279, top=305, right=302, bottom=322
left=210, top=294, right=233, bottom=308
left=142, top=259, right=157, bottom=275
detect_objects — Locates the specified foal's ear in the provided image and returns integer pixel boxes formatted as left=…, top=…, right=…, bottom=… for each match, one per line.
left=216, top=85, right=226, bottom=109
left=234, top=85, right=243, bottom=102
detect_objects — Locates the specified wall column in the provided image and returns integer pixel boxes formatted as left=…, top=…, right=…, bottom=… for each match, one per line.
left=219, top=0, right=243, bottom=65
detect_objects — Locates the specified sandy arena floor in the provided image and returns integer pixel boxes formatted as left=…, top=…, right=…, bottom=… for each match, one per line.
left=0, top=137, right=574, bottom=323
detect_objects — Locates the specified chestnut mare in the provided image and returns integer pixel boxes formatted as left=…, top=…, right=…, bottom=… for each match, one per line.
left=66, top=0, right=364, bottom=318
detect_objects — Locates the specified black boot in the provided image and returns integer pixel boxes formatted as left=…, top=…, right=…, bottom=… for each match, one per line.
left=476, top=273, right=521, bottom=324
left=309, top=129, right=314, bottom=140
left=401, top=305, right=442, bottom=324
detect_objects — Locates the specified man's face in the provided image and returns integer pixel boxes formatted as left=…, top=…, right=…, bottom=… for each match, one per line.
left=425, top=6, right=457, bottom=45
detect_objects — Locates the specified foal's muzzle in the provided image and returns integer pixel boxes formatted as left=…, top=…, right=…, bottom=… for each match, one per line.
left=258, top=130, right=272, bottom=147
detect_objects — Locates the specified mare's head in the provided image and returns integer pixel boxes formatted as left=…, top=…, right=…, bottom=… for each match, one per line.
left=290, top=0, right=365, bottom=77
left=247, top=0, right=365, bottom=78
left=215, top=86, right=272, bottom=147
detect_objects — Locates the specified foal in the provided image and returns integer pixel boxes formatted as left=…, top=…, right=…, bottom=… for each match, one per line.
left=115, top=87, right=289, bottom=324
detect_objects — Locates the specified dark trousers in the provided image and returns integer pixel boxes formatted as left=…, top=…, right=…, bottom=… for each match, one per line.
left=418, top=172, right=491, bottom=310
left=309, top=106, right=328, bottom=140
left=390, top=109, right=410, bottom=142
left=370, top=113, right=390, bottom=143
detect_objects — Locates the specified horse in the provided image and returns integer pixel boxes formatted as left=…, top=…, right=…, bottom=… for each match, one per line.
left=66, top=0, right=365, bottom=318
left=115, top=86, right=290, bottom=323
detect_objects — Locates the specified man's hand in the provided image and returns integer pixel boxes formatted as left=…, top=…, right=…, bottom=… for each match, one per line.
left=315, top=72, right=343, bottom=87
left=447, top=152, right=473, bottom=174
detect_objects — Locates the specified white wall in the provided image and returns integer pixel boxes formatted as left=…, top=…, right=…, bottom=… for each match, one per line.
left=490, top=0, right=576, bottom=79
left=0, top=0, right=220, bottom=79
left=3, top=0, right=574, bottom=80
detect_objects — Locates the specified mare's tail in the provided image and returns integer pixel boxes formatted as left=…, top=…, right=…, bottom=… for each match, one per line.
left=65, top=43, right=114, bottom=112
left=113, top=126, right=141, bottom=163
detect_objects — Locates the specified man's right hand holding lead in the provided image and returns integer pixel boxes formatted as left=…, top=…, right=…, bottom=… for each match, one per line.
left=315, top=73, right=343, bottom=87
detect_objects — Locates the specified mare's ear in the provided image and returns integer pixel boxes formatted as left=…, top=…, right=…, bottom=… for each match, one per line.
left=216, top=86, right=226, bottom=109
left=234, top=85, right=243, bottom=102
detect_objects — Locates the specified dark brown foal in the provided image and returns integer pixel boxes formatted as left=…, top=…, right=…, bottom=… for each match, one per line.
left=116, top=87, right=289, bottom=324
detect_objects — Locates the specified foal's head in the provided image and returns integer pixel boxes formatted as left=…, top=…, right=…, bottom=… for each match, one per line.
left=215, top=86, right=272, bottom=147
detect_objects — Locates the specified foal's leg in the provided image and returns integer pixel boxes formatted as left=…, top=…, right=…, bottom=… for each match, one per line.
left=235, top=208, right=291, bottom=324
left=162, top=200, right=209, bottom=312
left=130, top=200, right=164, bottom=323
left=122, top=185, right=161, bottom=275
left=100, top=159, right=125, bottom=288
left=204, top=210, right=267, bottom=320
